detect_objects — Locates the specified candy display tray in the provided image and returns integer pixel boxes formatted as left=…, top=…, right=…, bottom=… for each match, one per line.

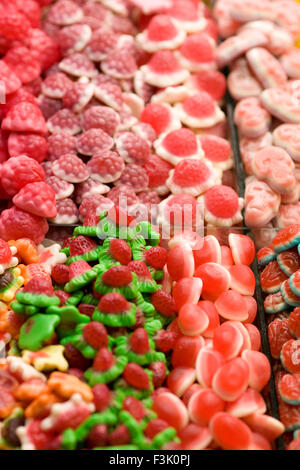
left=225, top=91, right=286, bottom=449
left=45, top=222, right=285, bottom=450
left=42, top=87, right=284, bottom=449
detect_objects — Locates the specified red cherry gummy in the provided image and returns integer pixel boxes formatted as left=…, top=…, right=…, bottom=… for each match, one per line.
left=129, top=328, right=149, bottom=354
left=149, top=361, right=167, bottom=388
left=102, top=265, right=133, bottom=287
left=99, top=293, right=129, bottom=314
left=83, top=322, right=108, bottom=350
left=123, top=363, right=150, bottom=390
left=92, top=384, right=111, bottom=412
left=151, top=290, right=177, bottom=317
left=123, top=396, right=146, bottom=421
left=93, top=347, right=115, bottom=372
left=51, top=264, right=69, bottom=285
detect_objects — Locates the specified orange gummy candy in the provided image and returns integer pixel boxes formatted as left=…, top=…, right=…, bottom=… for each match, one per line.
left=13, top=378, right=50, bottom=403
left=48, top=372, right=93, bottom=402
left=14, top=238, right=39, bottom=265
left=25, top=392, right=62, bottom=419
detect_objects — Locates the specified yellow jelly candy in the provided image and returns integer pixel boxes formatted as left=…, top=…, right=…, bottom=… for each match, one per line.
left=0, top=267, right=24, bottom=303
left=22, top=345, right=69, bottom=372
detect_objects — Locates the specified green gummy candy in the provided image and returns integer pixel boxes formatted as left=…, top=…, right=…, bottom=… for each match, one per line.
left=61, top=333, right=97, bottom=360
left=66, top=247, right=100, bottom=266
left=10, top=301, right=39, bottom=316
left=46, top=305, right=90, bottom=339
left=96, top=218, right=118, bottom=240
left=144, top=319, right=163, bottom=336
left=65, top=290, right=84, bottom=306
left=134, top=221, right=160, bottom=246
left=75, top=410, right=117, bottom=443
left=119, top=410, right=143, bottom=443
left=16, top=291, right=60, bottom=308
left=61, top=429, right=77, bottom=450
left=114, top=336, right=166, bottom=366
left=92, top=303, right=137, bottom=328
left=113, top=381, right=151, bottom=400
left=65, top=264, right=103, bottom=293
left=19, top=314, right=60, bottom=351
left=84, top=356, right=128, bottom=386
left=94, top=271, right=138, bottom=300
left=60, top=247, right=70, bottom=257
left=153, top=269, right=164, bottom=281
left=73, top=226, right=98, bottom=237
left=151, top=428, right=177, bottom=449
left=131, top=238, right=146, bottom=261
left=81, top=294, right=98, bottom=306
left=135, top=292, right=155, bottom=316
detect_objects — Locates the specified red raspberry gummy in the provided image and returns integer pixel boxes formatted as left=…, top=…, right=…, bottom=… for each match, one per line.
left=143, top=154, right=173, bottom=191
left=39, top=96, right=63, bottom=121
left=107, top=185, right=139, bottom=208
left=47, top=109, right=81, bottom=135
left=13, top=182, right=57, bottom=218
left=47, top=0, right=83, bottom=26
left=87, top=151, right=125, bottom=184
left=52, top=153, right=89, bottom=184
left=47, top=132, right=77, bottom=160
left=1, top=155, right=45, bottom=196
left=76, top=129, right=113, bottom=156
left=82, top=105, right=120, bottom=136
left=42, top=73, right=72, bottom=99
left=2, top=102, right=47, bottom=134
left=0, top=9, right=31, bottom=41
left=4, top=46, right=41, bottom=84
left=25, top=28, right=61, bottom=72
left=7, top=133, right=47, bottom=163
left=79, top=194, right=113, bottom=221
left=101, top=49, right=137, bottom=79
left=0, top=60, right=21, bottom=95
left=0, top=206, right=48, bottom=244
left=116, top=132, right=150, bottom=164
left=115, top=163, right=149, bottom=192
left=51, top=198, right=78, bottom=224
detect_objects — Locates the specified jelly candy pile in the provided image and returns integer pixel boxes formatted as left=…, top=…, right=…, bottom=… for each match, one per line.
left=214, top=0, right=300, bottom=229
left=0, top=209, right=285, bottom=450
left=256, top=224, right=300, bottom=450
left=0, top=0, right=244, bottom=236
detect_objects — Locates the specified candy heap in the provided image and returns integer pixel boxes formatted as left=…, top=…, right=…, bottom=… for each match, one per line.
left=0, top=207, right=285, bottom=450
left=0, top=0, right=246, bottom=231
left=0, top=0, right=61, bottom=240
left=257, top=224, right=300, bottom=449
left=214, top=0, right=300, bottom=229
